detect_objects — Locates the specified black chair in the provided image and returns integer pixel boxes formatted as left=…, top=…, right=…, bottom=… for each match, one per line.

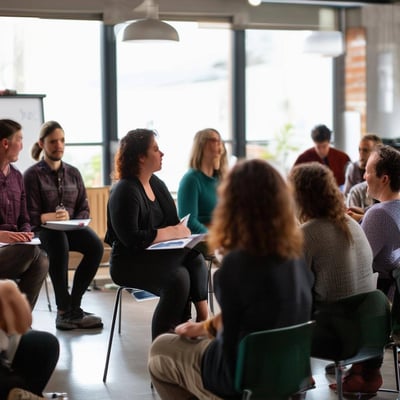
left=102, top=286, right=137, bottom=383
left=380, top=268, right=400, bottom=394
left=205, top=254, right=217, bottom=315
left=311, top=289, right=392, bottom=400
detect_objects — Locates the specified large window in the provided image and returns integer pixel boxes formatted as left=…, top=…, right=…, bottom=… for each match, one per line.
left=1, top=17, right=335, bottom=187
left=0, top=17, right=103, bottom=185
left=245, top=30, right=333, bottom=175
left=116, top=21, right=232, bottom=192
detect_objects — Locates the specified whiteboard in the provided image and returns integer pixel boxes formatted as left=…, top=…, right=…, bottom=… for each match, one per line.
left=0, top=95, right=45, bottom=173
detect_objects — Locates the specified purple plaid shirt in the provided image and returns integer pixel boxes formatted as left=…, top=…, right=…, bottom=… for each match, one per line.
left=0, top=165, right=31, bottom=232
left=23, top=160, right=89, bottom=231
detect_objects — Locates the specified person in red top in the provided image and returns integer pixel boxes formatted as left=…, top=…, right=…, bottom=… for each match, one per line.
left=293, top=124, right=351, bottom=187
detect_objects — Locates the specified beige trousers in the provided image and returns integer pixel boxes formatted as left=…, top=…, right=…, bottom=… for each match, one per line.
left=148, top=333, right=223, bottom=400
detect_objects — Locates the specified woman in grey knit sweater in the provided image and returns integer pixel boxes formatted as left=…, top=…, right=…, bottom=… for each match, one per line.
left=289, top=162, right=379, bottom=395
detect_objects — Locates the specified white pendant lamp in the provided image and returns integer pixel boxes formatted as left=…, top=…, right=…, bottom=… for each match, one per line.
left=122, top=0, right=179, bottom=42
left=303, top=31, right=344, bottom=58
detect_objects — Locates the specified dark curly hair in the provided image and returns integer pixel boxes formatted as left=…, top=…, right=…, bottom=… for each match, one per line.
left=113, top=129, right=157, bottom=180
left=208, top=159, right=303, bottom=258
left=289, top=162, right=351, bottom=243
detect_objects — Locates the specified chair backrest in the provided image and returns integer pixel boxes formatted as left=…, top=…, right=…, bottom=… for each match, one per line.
left=311, top=289, right=391, bottom=362
left=234, top=320, right=315, bottom=399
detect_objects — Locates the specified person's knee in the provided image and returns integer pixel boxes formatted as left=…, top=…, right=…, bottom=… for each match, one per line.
left=22, top=330, right=60, bottom=358
left=169, top=268, right=190, bottom=293
left=148, top=334, right=176, bottom=377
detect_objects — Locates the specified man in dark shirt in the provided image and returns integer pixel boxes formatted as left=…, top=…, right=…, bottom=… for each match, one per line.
left=293, top=124, right=351, bottom=187
left=23, top=120, right=103, bottom=330
left=0, top=119, right=48, bottom=309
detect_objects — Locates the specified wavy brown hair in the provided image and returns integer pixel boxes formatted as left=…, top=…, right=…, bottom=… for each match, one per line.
left=289, top=162, right=351, bottom=242
left=113, top=129, right=156, bottom=180
left=207, top=159, right=303, bottom=258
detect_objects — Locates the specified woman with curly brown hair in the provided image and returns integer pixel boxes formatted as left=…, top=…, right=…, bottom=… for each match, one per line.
left=289, top=162, right=379, bottom=395
left=289, top=162, right=375, bottom=303
left=148, top=159, right=313, bottom=400
left=105, top=129, right=208, bottom=340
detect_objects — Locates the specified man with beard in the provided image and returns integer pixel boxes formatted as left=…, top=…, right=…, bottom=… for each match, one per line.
left=343, top=134, right=382, bottom=197
left=23, top=121, right=103, bottom=331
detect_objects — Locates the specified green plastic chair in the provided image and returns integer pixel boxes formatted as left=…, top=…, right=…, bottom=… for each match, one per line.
left=380, top=268, right=400, bottom=394
left=234, top=320, right=315, bottom=400
left=311, top=289, right=392, bottom=400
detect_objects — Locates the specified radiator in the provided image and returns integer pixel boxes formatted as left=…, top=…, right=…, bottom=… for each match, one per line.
left=86, top=186, right=110, bottom=241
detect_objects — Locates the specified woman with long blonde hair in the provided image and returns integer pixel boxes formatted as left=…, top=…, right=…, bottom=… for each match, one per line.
left=177, top=128, right=228, bottom=234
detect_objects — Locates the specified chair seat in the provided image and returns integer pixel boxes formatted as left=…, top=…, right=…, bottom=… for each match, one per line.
left=311, top=290, right=392, bottom=400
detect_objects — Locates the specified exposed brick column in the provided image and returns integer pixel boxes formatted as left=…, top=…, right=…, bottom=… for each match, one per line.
left=345, top=27, right=367, bottom=135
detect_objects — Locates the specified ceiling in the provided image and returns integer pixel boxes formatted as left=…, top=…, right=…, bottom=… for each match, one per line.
left=0, top=0, right=397, bottom=27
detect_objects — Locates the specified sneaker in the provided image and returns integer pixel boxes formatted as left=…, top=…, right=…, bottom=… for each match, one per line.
left=329, top=367, right=382, bottom=395
left=7, top=388, right=45, bottom=400
left=56, top=308, right=103, bottom=330
left=43, top=392, right=68, bottom=399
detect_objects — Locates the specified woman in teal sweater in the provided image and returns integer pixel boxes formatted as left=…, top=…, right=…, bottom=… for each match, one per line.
left=177, top=128, right=228, bottom=234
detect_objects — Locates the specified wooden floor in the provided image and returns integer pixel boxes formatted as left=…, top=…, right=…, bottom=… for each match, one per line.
left=33, top=273, right=400, bottom=400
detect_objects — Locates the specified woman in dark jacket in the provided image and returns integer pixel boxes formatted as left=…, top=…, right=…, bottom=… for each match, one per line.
left=106, top=129, right=208, bottom=340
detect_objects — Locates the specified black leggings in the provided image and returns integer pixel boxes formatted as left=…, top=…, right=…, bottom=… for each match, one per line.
left=0, top=330, right=59, bottom=400
left=110, top=247, right=208, bottom=339
left=39, top=227, right=104, bottom=311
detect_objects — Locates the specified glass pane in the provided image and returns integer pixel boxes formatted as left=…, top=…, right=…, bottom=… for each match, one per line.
left=63, top=145, right=103, bottom=188
left=0, top=17, right=102, bottom=143
left=116, top=21, right=231, bottom=192
left=245, top=30, right=333, bottom=173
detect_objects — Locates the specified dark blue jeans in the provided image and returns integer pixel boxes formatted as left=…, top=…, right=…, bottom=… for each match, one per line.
left=39, top=226, right=103, bottom=312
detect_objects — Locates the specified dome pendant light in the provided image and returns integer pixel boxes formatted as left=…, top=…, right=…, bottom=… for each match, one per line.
left=122, top=0, right=179, bottom=42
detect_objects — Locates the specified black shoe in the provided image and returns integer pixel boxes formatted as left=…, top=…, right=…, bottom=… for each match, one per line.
left=56, top=308, right=103, bottom=330
left=325, top=362, right=336, bottom=375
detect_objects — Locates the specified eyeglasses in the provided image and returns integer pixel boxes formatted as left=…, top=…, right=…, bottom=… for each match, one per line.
left=207, top=138, right=222, bottom=144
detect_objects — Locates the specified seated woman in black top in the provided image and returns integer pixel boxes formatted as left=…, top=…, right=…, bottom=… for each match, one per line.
left=105, top=129, right=208, bottom=340
left=148, top=159, right=314, bottom=399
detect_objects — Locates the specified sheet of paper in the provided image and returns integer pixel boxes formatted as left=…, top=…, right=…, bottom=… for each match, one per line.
left=0, top=237, right=41, bottom=248
left=42, top=219, right=91, bottom=231
left=180, top=214, right=190, bottom=227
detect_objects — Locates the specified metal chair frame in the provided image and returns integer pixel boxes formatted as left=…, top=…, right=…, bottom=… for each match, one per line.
left=311, top=290, right=392, bottom=400
left=102, top=286, right=135, bottom=383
